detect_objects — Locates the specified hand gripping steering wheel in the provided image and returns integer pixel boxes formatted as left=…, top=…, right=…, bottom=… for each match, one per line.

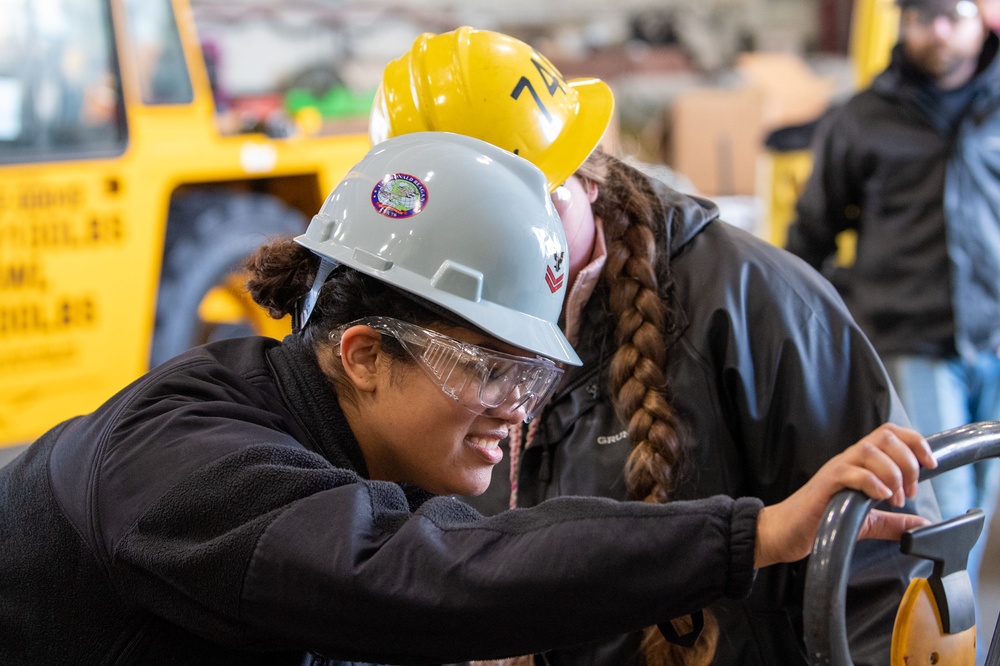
left=803, top=421, right=1000, bottom=666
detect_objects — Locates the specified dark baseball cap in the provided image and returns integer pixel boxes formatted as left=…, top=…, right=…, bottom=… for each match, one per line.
left=897, top=0, right=979, bottom=16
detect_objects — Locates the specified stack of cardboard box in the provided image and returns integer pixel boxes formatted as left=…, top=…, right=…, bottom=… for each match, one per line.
left=669, top=52, right=835, bottom=196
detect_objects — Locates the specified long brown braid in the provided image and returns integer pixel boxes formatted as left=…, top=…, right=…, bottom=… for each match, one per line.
left=580, top=150, right=718, bottom=665
left=581, top=150, right=685, bottom=504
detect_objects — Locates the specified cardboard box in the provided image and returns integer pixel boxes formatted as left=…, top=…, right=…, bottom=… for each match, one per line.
left=735, top=52, right=836, bottom=132
left=669, top=87, right=765, bottom=196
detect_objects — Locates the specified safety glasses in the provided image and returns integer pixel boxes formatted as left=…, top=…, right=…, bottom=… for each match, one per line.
left=332, top=317, right=564, bottom=422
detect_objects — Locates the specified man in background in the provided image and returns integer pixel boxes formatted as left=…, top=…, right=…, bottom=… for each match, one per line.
left=786, top=0, right=1000, bottom=639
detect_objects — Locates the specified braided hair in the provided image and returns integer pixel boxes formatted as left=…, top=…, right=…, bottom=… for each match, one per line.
left=580, top=151, right=687, bottom=504
left=580, top=151, right=717, bottom=665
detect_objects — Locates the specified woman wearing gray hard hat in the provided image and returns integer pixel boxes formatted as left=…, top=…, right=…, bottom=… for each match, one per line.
left=0, top=132, right=936, bottom=665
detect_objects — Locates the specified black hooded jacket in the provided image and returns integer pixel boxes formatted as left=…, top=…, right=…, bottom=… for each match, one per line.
left=0, top=334, right=763, bottom=665
left=786, top=32, right=1000, bottom=362
left=468, top=175, right=939, bottom=665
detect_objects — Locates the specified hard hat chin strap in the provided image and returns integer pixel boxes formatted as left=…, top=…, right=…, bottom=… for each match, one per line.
left=293, top=258, right=337, bottom=334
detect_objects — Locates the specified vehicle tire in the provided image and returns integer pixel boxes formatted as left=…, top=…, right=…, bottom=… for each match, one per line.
left=150, top=191, right=306, bottom=367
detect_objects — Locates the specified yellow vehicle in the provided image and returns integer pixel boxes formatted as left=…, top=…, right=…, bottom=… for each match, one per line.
left=763, top=0, right=899, bottom=253
left=0, top=0, right=371, bottom=449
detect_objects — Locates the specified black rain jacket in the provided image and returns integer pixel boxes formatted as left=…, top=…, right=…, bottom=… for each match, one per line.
left=468, top=176, right=939, bottom=666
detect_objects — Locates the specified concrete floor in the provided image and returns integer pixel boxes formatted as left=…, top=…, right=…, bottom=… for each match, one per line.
left=1, top=441, right=999, bottom=662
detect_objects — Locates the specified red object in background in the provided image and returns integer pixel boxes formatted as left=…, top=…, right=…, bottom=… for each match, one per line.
left=228, top=93, right=284, bottom=122
left=819, top=0, right=854, bottom=54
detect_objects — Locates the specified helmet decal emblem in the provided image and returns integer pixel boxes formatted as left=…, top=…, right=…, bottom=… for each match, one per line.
left=372, top=173, right=428, bottom=218
left=545, top=251, right=565, bottom=293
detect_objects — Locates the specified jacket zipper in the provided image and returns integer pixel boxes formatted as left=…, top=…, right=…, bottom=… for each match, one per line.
left=538, top=443, right=553, bottom=483
left=533, top=363, right=603, bottom=489
left=109, top=617, right=151, bottom=665
left=555, top=363, right=603, bottom=402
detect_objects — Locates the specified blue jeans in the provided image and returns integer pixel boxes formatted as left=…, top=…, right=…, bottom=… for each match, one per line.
left=884, top=351, right=1000, bottom=658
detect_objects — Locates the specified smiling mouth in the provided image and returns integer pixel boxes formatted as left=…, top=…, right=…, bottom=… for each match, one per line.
left=467, top=435, right=501, bottom=450
left=466, top=435, right=504, bottom=464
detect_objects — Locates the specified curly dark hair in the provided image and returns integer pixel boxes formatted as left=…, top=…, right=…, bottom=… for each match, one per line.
left=243, top=236, right=462, bottom=396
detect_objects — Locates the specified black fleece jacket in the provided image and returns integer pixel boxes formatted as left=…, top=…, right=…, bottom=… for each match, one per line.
left=0, top=335, right=761, bottom=665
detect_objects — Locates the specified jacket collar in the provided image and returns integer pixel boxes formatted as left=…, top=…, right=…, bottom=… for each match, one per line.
left=564, top=219, right=607, bottom=348
left=266, top=334, right=370, bottom=477
left=649, top=177, right=720, bottom=258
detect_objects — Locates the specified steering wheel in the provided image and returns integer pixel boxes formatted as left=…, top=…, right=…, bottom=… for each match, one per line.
left=803, top=421, right=1000, bottom=666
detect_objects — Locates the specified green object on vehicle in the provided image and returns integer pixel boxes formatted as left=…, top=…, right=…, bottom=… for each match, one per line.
left=285, top=86, right=376, bottom=119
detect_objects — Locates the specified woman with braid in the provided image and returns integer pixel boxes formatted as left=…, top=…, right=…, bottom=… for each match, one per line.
left=372, top=29, right=940, bottom=666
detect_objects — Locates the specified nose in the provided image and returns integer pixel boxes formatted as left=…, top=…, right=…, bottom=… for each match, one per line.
left=484, top=392, right=532, bottom=424
left=931, top=14, right=956, bottom=37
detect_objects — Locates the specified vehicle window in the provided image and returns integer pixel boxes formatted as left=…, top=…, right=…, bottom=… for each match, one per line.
left=122, top=0, right=193, bottom=105
left=0, top=0, right=126, bottom=162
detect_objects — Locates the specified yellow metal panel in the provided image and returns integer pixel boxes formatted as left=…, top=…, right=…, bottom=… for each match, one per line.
left=764, top=149, right=814, bottom=249
left=0, top=0, right=370, bottom=448
left=850, top=0, right=901, bottom=89
left=0, top=161, right=160, bottom=446
left=891, top=578, right=977, bottom=665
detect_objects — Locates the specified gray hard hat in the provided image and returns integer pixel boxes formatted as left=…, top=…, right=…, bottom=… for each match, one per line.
left=295, top=131, right=581, bottom=366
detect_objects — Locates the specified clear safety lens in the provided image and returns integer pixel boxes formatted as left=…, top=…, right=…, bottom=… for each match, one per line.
left=332, top=317, right=563, bottom=421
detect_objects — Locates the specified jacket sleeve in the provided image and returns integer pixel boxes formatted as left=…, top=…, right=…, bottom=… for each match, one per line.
left=784, top=104, right=862, bottom=270
left=110, top=441, right=762, bottom=664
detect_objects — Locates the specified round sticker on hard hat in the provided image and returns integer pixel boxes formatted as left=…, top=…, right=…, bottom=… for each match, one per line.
left=371, top=173, right=428, bottom=218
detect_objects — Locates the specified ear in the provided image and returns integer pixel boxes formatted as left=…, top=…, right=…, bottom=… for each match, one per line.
left=337, top=325, right=383, bottom=393
left=585, top=179, right=599, bottom=204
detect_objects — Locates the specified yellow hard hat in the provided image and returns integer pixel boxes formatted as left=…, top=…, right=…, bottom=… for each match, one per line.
left=369, top=26, right=615, bottom=193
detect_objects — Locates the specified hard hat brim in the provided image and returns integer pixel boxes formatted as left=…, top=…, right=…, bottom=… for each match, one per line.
left=537, top=77, right=616, bottom=193
left=295, top=234, right=581, bottom=366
